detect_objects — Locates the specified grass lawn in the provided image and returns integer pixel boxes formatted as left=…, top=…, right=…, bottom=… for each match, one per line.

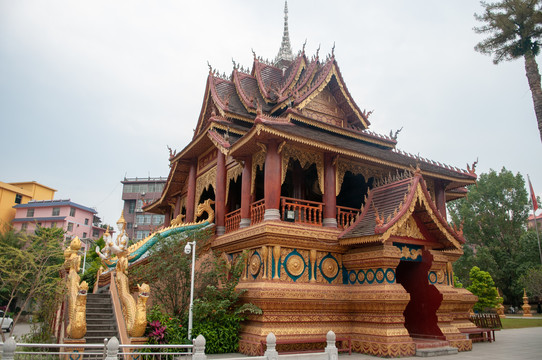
left=501, top=316, right=542, bottom=329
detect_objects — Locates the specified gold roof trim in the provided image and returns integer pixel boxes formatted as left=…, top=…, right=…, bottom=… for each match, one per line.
left=252, top=125, right=475, bottom=184
left=289, top=112, right=393, bottom=148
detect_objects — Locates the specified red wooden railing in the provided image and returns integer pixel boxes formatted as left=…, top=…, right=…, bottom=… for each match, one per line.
left=280, top=196, right=323, bottom=226
left=251, top=199, right=266, bottom=225
left=337, top=206, right=361, bottom=229
left=225, top=208, right=241, bottom=233
left=223, top=199, right=360, bottom=233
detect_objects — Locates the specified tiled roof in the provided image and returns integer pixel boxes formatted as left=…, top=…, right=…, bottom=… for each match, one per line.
left=340, top=173, right=465, bottom=248
left=263, top=122, right=476, bottom=181
left=13, top=200, right=96, bottom=214
left=12, top=216, right=67, bottom=222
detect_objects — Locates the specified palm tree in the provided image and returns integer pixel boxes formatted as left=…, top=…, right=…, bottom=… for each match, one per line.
left=474, top=0, right=542, bottom=142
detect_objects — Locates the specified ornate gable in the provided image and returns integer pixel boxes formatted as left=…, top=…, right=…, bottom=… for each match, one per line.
left=339, top=172, right=465, bottom=251
left=301, top=87, right=346, bottom=128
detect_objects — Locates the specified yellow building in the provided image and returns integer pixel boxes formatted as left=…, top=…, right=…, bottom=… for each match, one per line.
left=0, top=181, right=56, bottom=232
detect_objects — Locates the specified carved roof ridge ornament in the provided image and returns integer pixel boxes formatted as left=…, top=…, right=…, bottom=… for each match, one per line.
left=274, top=1, right=294, bottom=69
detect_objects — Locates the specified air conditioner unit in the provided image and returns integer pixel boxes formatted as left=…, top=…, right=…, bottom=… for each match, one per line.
left=141, top=192, right=146, bottom=196
left=134, top=224, right=138, bottom=228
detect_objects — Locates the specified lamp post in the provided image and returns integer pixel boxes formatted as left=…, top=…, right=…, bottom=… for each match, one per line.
left=184, top=239, right=196, bottom=340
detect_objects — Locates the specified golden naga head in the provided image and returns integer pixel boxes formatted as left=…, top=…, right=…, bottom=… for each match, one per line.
left=138, top=283, right=150, bottom=297
left=78, top=281, right=89, bottom=295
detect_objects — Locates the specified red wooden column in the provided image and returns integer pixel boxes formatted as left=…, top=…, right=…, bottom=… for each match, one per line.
left=164, top=208, right=171, bottom=227
left=264, top=141, right=281, bottom=221
left=185, top=160, right=197, bottom=223
left=240, top=156, right=252, bottom=228
left=434, top=179, right=447, bottom=218
left=174, top=196, right=181, bottom=218
left=215, top=152, right=227, bottom=235
left=323, top=153, right=337, bottom=228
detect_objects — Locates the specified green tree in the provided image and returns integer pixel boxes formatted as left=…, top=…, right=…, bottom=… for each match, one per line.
left=0, top=227, right=65, bottom=341
left=520, top=266, right=542, bottom=299
left=467, top=266, right=499, bottom=311
left=474, top=0, right=542, bottom=141
left=131, top=228, right=216, bottom=317
left=81, top=237, right=105, bottom=291
left=448, top=168, right=538, bottom=304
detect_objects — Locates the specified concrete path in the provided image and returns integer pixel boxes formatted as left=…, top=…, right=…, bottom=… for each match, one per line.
left=208, top=327, right=542, bottom=359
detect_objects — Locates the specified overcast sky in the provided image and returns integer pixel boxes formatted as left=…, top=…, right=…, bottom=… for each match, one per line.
left=1, top=1, right=541, bottom=226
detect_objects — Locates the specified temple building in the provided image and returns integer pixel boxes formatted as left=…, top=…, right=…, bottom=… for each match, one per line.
left=146, top=2, right=478, bottom=357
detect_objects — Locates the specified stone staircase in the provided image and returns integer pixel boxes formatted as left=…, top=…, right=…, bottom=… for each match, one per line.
left=414, top=338, right=458, bottom=357
left=85, top=292, right=118, bottom=344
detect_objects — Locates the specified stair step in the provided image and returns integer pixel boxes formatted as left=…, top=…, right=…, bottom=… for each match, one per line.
left=416, top=347, right=458, bottom=357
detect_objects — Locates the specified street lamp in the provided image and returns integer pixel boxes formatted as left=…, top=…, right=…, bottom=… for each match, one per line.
left=184, top=239, right=196, bottom=340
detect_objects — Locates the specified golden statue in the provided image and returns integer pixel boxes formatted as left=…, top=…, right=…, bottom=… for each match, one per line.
left=115, top=256, right=150, bottom=337
left=522, top=288, right=532, bottom=317
left=63, top=237, right=88, bottom=339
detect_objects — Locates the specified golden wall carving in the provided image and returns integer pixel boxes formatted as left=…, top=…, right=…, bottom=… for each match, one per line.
left=395, top=217, right=424, bottom=239
left=195, top=167, right=216, bottom=211
left=281, top=144, right=324, bottom=194
left=336, top=158, right=387, bottom=196
left=251, top=150, right=266, bottom=194
left=226, top=162, right=243, bottom=203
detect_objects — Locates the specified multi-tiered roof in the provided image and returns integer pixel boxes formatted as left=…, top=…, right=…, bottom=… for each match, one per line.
left=148, top=2, right=476, bottom=215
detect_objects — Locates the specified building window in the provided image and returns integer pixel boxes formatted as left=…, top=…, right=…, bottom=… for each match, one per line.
left=136, top=214, right=151, bottom=224
left=92, top=229, right=99, bottom=238
left=83, top=232, right=87, bottom=238
left=26, top=208, right=34, bottom=217
left=67, top=223, right=74, bottom=232
left=15, top=194, right=22, bottom=204
left=127, top=222, right=133, bottom=230
left=136, top=200, right=144, bottom=212
left=52, top=207, right=60, bottom=216
left=70, top=208, right=76, bottom=217
left=21, top=223, right=27, bottom=231
left=136, top=230, right=150, bottom=239
left=84, top=218, right=89, bottom=225
left=152, top=215, right=165, bottom=225
left=123, top=184, right=133, bottom=193
left=128, top=201, right=136, bottom=214
left=51, top=222, right=56, bottom=228
left=138, top=184, right=148, bottom=193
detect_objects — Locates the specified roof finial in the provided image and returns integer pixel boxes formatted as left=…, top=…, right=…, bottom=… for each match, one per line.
left=331, top=42, right=335, bottom=57
left=274, top=1, right=294, bottom=68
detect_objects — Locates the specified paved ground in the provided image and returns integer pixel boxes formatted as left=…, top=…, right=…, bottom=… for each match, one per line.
left=207, top=327, right=542, bottom=359
left=6, top=323, right=541, bottom=359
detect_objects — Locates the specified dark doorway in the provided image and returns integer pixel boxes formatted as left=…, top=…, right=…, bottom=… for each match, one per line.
left=395, top=255, right=444, bottom=340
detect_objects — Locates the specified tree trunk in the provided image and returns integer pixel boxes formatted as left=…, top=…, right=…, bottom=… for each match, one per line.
left=524, top=52, right=542, bottom=142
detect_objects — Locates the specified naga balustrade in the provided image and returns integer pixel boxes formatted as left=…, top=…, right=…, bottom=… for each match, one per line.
left=225, top=208, right=241, bottom=233
left=281, top=196, right=323, bottom=226
left=250, top=199, right=266, bottom=225
left=337, top=205, right=360, bottom=228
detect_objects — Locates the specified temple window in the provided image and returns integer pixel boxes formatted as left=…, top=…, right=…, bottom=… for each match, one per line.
left=336, top=171, right=373, bottom=209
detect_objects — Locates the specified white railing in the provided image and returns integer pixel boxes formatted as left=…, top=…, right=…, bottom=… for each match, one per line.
left=1, top=330, right=340, bottom=360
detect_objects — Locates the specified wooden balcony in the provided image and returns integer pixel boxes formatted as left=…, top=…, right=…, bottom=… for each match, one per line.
left=225, top=208, right=241, bottom=233
left=280, top=196, right=323, bottom=226
left=250, top=199, right=265, bottom=225
left=337, top=205, right=360, bottom=229
left=223, top=199, right=361, bottom=233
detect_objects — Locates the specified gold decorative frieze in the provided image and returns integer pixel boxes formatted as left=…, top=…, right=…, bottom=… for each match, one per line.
left=251, top=150, right=266, bottom=195
left=226, top=162, right=243, bottom=203
left=195, top=167, right=216, bottom=211
left=336, top=158, right=387, bottom=196
left=395, top=217, right=424, bottom=239
left=281, top=144, right=324, bottom=194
